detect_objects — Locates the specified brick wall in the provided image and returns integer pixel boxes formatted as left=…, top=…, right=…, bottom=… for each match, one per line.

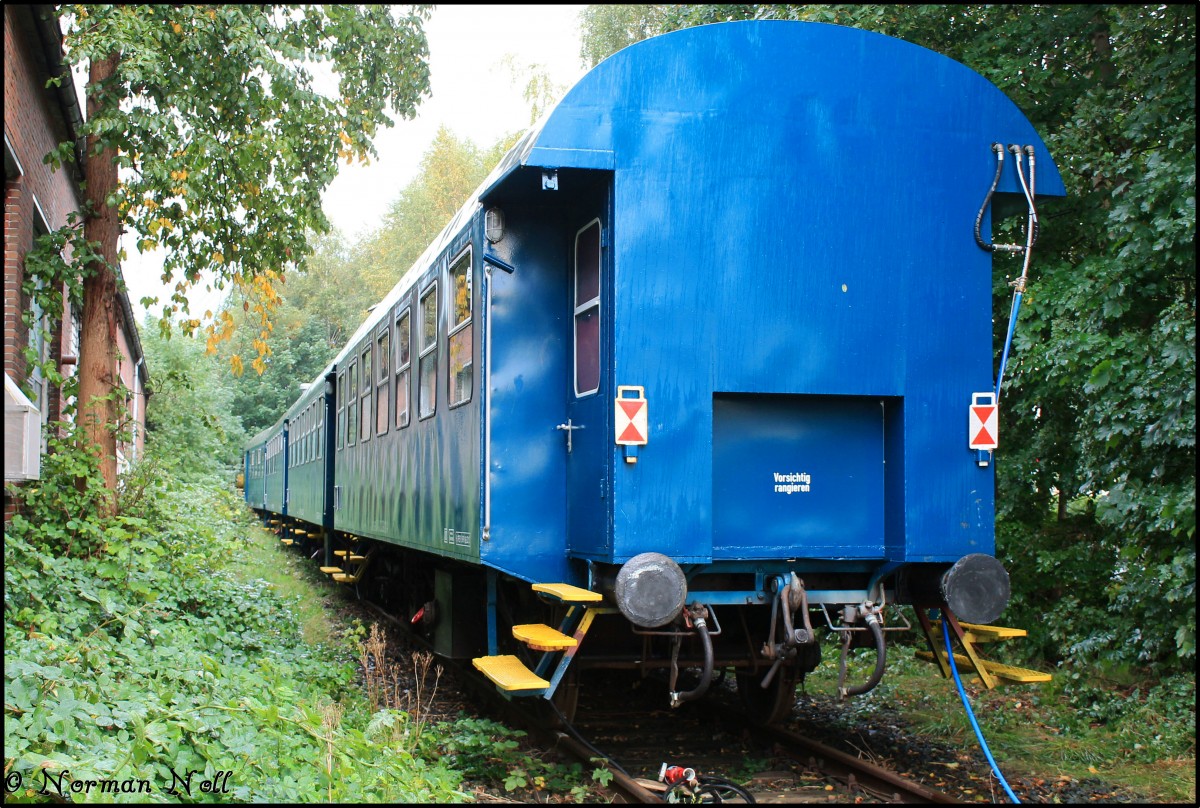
left=4, top=5, right=82, bottom=395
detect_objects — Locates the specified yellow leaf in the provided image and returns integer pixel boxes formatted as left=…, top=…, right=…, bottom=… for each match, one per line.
left=172, top=22, right=182, bottom=34
left=212, top=251, right=225, bottom=264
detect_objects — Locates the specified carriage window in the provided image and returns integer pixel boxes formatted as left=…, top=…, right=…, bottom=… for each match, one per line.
left=448, top=249, right=473, bottom=408
left=574, top=220, right=602, bottom=396
left=337, top=372, right=346, bottom=451
left=396, top=309, right=411, bottom=428
left=360, top=345, right=372, bottom=442
left=347, top=361, right=358, bottom=446
left=419, top=282, right=438, bottom=419
left=376, top=329, right=390, bottom=436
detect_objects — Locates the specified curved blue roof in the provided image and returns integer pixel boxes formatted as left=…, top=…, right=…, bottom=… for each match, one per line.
left=495, top=20, right=1062, bottom=197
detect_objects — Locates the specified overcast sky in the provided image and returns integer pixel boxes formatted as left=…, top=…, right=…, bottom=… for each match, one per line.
left=121, top=4, right=589, bottom=322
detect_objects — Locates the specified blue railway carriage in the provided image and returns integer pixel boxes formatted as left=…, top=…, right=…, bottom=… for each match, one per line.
left=247, top=20, right=1063, bottom=723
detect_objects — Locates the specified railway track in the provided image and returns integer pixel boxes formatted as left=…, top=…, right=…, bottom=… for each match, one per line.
left=317, top=557, right=965, bottom=804
left=558, top=671, right=957, bottom=803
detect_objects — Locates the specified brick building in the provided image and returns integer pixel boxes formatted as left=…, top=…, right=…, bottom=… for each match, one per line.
left=4, top=5, right=149, bottom=507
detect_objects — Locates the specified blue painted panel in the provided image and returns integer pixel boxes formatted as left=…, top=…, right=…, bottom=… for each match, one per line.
left=280, top=381, right=328, bottom=526
left=334, top=230, right=481, bottom=563
left=511, top=21, right=1064, bottom=565
left=712, top=395, right=885, bottom=559
left=481, top=208, right=573, bottom=585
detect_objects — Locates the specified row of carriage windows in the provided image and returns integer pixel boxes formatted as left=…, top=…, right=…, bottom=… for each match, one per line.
left=259, top=222, right=603, bottom=465
left=287, top=397, right=324, bottom=469
left=336, top=247, right=473, bottom=452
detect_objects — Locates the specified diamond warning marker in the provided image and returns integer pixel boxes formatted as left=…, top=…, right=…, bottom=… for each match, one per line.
left=969, top=393, right=998, bottom=450
left=615, top=386, right=648, bottom=446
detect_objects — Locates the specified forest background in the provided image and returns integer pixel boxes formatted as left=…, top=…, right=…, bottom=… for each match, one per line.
left=144, top=2, right=1194, bottom=712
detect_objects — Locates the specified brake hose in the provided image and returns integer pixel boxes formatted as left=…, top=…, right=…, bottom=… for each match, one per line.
left=988, top=144, right=1039, bottom=403
left=942, top=619, right=1021, bottom=803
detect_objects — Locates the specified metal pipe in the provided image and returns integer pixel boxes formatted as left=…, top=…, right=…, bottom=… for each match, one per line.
left=838, top=613, right=886, bottom=699
left=669, top=617, right=714, bottom=707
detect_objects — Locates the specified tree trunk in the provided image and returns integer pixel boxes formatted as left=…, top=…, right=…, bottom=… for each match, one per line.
left=77, top=52, right=122, bottom=498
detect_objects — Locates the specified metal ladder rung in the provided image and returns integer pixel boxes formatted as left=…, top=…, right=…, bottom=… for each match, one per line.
left=531, top=583, right=603, bottom=604
left=916, top=650, right=1051, bottom=683
left=473, top=655, right=549, bottom=694
left=513, top=623, right=577, bottom=651
left=949, top=620, right=1028, bottom=642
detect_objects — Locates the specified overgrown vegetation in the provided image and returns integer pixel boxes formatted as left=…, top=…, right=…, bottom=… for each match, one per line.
left=4, top=427, right=613, bottom=803
left=3, top=435, right=469, bottom=802
left=827, top=622, right=1195, bottom=803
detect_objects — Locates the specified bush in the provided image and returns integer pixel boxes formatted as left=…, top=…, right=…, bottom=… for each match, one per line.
left=3, top=449, right=466, bottom=803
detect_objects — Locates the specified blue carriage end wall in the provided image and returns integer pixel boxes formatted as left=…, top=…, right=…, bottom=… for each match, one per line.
left=486, top=21, right=1064, bottom=569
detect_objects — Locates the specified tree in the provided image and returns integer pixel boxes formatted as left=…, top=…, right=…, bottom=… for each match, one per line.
left=140, top=318, right=246, bottom=478
left=579, top=5, right=676, bottom=68
left=32, top=5, right=432, bottom=496
left=354, top=125, right=505, bottom=291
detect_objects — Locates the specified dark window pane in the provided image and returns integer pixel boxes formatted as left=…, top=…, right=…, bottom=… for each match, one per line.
left=575, top=306, right=600, bottom=395
left=575, top=221, right=600, bottom=307
left=450, top=324, right=472, bottom=407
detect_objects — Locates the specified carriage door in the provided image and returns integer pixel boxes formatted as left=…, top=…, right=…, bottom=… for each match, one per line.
left=563, top=216, right=610, bottom=555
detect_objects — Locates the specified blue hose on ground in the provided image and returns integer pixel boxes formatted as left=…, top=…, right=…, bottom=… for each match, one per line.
left=943, top=619, right=1022, bottom=804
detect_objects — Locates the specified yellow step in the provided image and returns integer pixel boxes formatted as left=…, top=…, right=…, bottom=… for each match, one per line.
left=334, top=550, right=349, bottom=557
left=280, top=539, right=294, bottom=546
left=333, top=573, right=361, bottom=583
left=472, top=655, right=549, bottom=692
left=347, top=554, right=368, bottom=563
left=532, top=583, right=603, bottom=604
left=513, top=623, right=577, bottom=651
left=319, top=566, right=343, bottom=574
left=954, top=621, right=1028, bottom=642
left=916, top=651, right=1052, bottom=683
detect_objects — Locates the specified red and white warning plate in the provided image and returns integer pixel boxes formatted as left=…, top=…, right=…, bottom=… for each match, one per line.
left=969, top=392, right=998, bottom=450
left=615, top=385, right=648, bottom=446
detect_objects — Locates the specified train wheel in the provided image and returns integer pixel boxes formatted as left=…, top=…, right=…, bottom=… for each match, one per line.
left=735, top=668, right=799, bottom=726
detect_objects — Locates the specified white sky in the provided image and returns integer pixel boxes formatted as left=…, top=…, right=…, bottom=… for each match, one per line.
left=120, top=4, right=589, bottom=322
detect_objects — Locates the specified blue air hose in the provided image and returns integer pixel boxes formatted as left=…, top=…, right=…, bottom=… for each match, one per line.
left=994, top=291, right=1023, bottom=401
left=942, top=619, right=1021, bottom=804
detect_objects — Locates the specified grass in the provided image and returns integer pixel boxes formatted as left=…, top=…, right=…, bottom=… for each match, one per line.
left=803, top=630, right=1195, bottom=804
left=238, top=520, right=342, bottom=646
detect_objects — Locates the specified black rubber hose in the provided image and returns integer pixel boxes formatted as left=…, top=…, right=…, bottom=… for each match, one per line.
left=671, top=619, right=714, bottom=705
left=974, top=143, right=1005, bottom=252
left=841, top=616, right=887, bottom=697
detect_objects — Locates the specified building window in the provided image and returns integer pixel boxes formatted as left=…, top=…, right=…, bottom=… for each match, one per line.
left=418, top=282, right=438, bottom=419
left=574, top=219, right=602, bottom=396
left=448, top=248, right=473, bottom=408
